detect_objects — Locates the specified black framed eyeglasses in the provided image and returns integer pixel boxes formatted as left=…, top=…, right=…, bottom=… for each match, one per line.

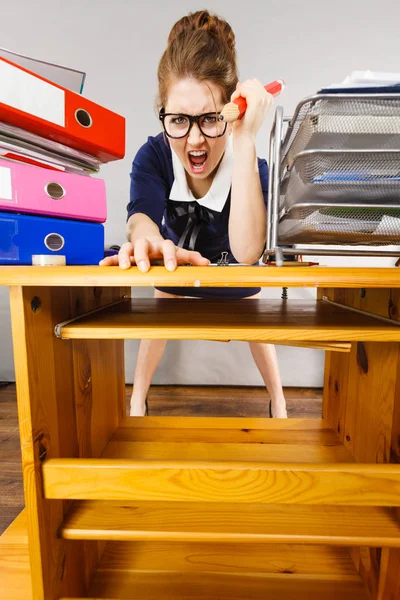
left=159, top=109, right=227, bottom=139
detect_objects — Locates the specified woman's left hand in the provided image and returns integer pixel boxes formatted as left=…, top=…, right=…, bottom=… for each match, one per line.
left=230, top=78, right=273, bottom=139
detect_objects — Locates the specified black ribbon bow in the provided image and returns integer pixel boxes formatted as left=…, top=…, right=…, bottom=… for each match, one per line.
left=167, top=201, right=215, bottom=251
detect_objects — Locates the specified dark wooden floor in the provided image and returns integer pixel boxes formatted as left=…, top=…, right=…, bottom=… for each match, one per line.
left=0, top=382, right=322, bottom=535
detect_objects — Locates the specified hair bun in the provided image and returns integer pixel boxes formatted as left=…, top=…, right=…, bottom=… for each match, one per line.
left=167, top=10, right=235, bottom=53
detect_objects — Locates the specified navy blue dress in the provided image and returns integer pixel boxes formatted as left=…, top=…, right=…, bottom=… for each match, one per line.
left=126, top=133, right=269, bottom=298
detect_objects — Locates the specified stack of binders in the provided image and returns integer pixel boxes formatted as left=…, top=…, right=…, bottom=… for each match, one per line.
left=0, top=50, right=125, bottom=265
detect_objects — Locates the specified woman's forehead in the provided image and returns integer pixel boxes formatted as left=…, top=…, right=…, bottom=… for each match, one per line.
left=165, top=78, right=224, bottom=113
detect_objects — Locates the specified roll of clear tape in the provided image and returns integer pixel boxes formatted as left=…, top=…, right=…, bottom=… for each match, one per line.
left=32, top=255, right=66, bottom=266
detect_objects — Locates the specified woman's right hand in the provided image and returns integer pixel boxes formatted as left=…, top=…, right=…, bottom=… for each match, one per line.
left=99, top=238, right=210, bottom=272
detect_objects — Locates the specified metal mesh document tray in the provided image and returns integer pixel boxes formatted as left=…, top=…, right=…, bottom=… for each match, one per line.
left=278, top=207, right=400, bottom=246
left=265, top=95, right=400, bottom=255
left=282, top=94, right=400, bottom=165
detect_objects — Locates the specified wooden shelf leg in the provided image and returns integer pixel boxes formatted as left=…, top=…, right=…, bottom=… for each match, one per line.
left=322, top=287, right=400, bottom=600
left=9, top=285, right=128, bottom=600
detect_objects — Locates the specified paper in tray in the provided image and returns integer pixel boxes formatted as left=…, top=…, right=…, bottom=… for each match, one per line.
left=319, top=70, right=400, bottom=94
left=313, top=170, right=400, bottom=183
left=319, top=85, right=400, bottom=94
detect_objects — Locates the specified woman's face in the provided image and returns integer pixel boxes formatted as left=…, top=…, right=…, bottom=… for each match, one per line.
left=164, top=78, right=229, bottom=185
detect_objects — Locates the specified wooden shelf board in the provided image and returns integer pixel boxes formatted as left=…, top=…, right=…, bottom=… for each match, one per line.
left=112, top=416, right=346, bottom=445
left=101, top=440, right=353, bottom=463
left=0, top=510, right=373, bottom=599
left=1, top=264, right=399, bottom=288
left=62, top=576, right=371, bottom=600
left=64, top=540, right=371, bottom=599
left=57, top=299, right=400, bottom=341
left=61, top=500, right=400, bottom=547
left=41, top=418, right=400, bottom=506
left=42, top=458, right=400, bottom=505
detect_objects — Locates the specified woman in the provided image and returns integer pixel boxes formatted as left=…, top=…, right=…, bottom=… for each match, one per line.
left=100, top=10, right=287, bottom=419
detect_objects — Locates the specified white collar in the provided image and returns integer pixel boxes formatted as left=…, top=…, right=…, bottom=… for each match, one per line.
left=169, top=135, right=233, bottom=213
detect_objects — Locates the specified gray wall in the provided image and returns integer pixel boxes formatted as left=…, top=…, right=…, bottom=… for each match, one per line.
left=0, top=0, right=398, bottom=385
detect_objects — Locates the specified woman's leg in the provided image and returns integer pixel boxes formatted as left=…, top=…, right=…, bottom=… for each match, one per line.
left=244, top=292, right=288, bottom=418
left=130, top=289, right=181, bottom=416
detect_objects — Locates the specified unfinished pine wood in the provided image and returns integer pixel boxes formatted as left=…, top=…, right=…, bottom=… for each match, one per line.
left=70, top=287, right=129, bottom=592
left=0, top=510, right=31, bottom=600
left=378, top=318, right=400, bottom=599
left=378, top=547, right=400, bottom=599
left=0, top=508, right=27, bottom=543
left=1, top=511, right=372, bottom=600
left=2, top=271, right=398, bottom=600
left=391, top=348, right=400, bottom=465
left=111, top=416, right=359, bottom=445
left=275, top=340, right=351, bottom=352
left=322, top=348, right=349, bottom=439
left=117, top=415, right=329, bottom=431
left=321, top=287, right=400, bottom=599
left=321, top=290, right=400, bottom=455
left=62, top=572, right=371, bottom=600
left=1, top=265, right=400, bottom=289
left=0, top=386, right=325, bottom=537
left=102, top=440, right=353, bottom=462
left=63, top=538, right=371, bottom=600
left=60, top=578, right=371, bottom=600
left=197, top=339, right=351, bottom=351
left=61, top=500, right=400, bottom=547
left=330, top=288, right=400, bottom=324
left=377, top=352, right=400, bottom=598
left=9, top=285, right=85, bottom=600
left=95, top=540, right=360, bottom=575
left=344, top=343, right=398, bottom=463
left=0, top=511, right=371, bottom=600
left=69, top=286, right=127, bottom=458
left=72, top=340, right=126, bottom=459
left=8, top=285, right=128, bottom=600
left=42, top=458, right=400, bottom=505
left=70, top=336, right=127, bottom=592
left=56, top=298, right=400, bottom=342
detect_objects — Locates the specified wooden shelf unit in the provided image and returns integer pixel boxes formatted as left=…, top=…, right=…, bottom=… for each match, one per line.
left=0, top=266, right=399, bottom=599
